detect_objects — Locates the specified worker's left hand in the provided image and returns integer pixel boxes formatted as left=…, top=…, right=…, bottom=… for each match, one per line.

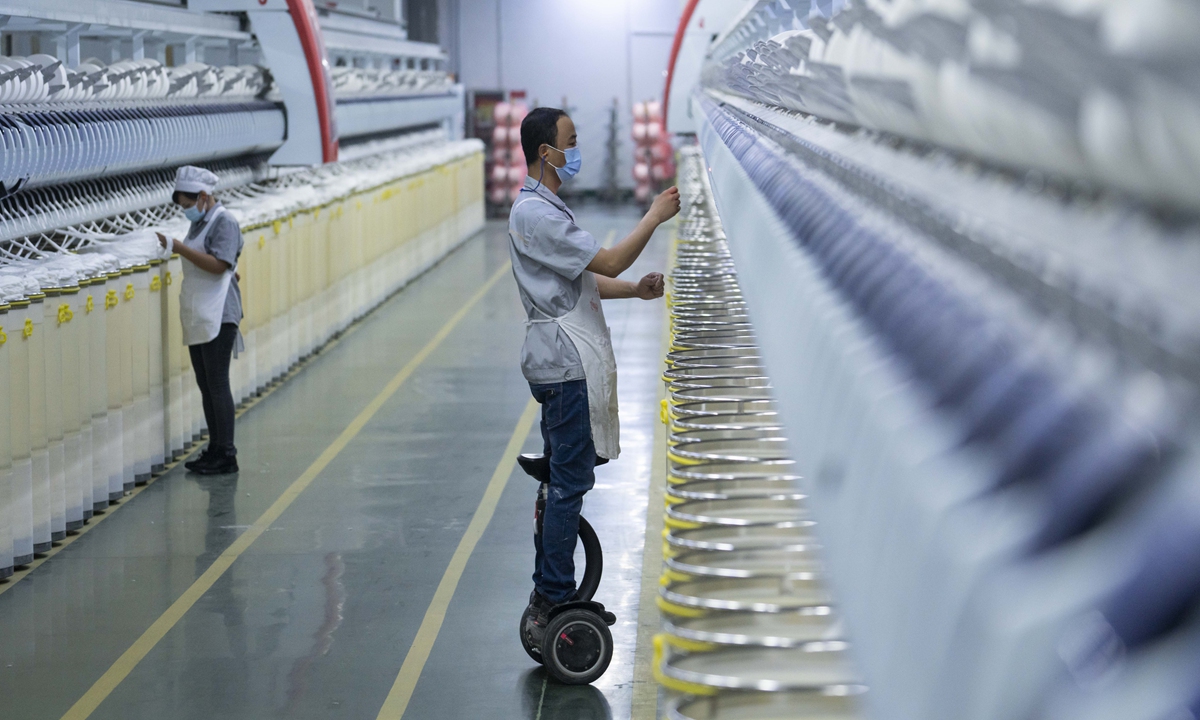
left=636, top=272, right=665, bottom=300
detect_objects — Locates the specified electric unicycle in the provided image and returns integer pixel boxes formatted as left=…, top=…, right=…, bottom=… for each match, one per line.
left=517, top=453, right=617, bottom=685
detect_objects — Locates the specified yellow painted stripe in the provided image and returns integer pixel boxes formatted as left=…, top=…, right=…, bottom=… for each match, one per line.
left=375, top=396, right=540, bottom=720
left=59, top=262, right=513, bottom=720
left=632, top=225, right=677, bottom=720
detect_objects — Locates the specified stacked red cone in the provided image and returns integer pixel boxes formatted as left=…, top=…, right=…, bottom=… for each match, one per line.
left=632, top=100, right=674, bottom=204
left=488, top=101, right=530, bottom=206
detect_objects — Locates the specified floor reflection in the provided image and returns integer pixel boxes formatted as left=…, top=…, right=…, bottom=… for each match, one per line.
left=185, top=473, right=252, bottom=716
left=520, top=667, right=614, bottom=720
left=284, top=552, right=346, bottom=713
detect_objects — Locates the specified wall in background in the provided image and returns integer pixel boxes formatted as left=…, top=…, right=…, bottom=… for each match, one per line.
left=448, top=0, right=683, bottom=191
left=405, top=0, right=440, bottom=43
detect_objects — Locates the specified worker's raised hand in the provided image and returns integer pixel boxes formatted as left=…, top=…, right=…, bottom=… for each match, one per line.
left=648, top=187, right=681, bottom=225
left=636, top=272, right=665, bottom=300
left=155, top=232, right=175, bottom=252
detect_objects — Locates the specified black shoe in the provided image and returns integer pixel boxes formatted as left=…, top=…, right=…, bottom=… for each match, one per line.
left=523, top=591, right=555, bottom=648
left=192, top=453, right=238, bottom=475
left=184, top=449, right=215, bottom=472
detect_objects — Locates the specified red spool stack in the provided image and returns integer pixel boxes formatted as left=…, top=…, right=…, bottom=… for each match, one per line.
left=488, top=101, right=530, bottom=206
left=632, top=100, right=675, bottom=204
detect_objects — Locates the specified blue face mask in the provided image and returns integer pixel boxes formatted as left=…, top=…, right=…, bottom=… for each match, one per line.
left=183, top=206, right=204, bottom=222
left=548, top=145, right=582, bottom=181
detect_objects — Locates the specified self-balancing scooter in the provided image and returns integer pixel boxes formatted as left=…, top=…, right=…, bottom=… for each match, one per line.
left=517, top=453, right=617, bottom=685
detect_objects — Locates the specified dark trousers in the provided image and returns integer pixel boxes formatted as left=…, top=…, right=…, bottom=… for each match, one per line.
left=529, top=379, right=596, bottom=604
left=189, top=323, right=238, bottom=456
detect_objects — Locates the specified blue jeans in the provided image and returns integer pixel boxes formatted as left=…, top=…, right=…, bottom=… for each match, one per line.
left=529, top=379, right=596, bottom=604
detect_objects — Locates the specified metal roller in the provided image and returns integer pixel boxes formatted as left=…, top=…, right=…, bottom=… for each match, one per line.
left=666, top=524, right=819, bottom=557
left=667, top=688, right=863, bottom=720
left=666, top=479, right=806, bottom=504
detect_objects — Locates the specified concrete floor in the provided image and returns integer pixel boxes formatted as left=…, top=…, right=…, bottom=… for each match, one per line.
left=0, top=205, right=669, bottom=720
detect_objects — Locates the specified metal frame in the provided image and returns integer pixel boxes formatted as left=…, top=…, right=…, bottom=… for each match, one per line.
left=0, top=0, right=248, bottom=40
left=0, top=0, right=461, bottom=169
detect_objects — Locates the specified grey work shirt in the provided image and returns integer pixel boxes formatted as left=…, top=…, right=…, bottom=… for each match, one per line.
left=508, top=176, right=601, bottom=385
left=186, top=202, right=244, bottom=326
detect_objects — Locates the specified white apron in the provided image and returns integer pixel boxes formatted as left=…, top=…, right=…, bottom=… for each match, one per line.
left=178, top=206, right=238, bottom=348
left=512, top=195, right=621, bottom=459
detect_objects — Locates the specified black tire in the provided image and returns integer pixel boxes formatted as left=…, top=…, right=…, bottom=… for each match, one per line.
left=540, top=609, right=613, bottom=686
left=519, top=604, right=544, bottom=664
left=576, top=516, right=603, bottom=602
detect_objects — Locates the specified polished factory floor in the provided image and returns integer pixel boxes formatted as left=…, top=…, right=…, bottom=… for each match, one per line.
left=0, top=206, right=669, bottom=720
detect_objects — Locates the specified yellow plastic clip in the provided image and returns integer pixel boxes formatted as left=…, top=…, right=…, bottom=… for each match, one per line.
left=652, top=635, right=718, bottom=696
left=57, top=303, right=73, bottom=325
left=22, top=319, right=33, bottom=338
left=150, top=275, right=162, bottom=292
left=660, top=398, right=669, bottom=425
left=124, top=283, right=135, bottom=301
left=272, top=220, right=282, bottom=235
left=660, top=568, right=694, bottom=586
left=165, top=271, right=173, bottom=286
left=85, top=295, right=94, bottom=313
left=668, top=634, right=718, bottom=654
left=288, top=215, right=294, bottom=229
left=105, top=290, right=118, bottom=309
left=258, top=235, right=266, bottom=250
left=667, top=447, right=703, bottom=466
left=0, top=327, right=6, bottom=346
left=314, top=207, right=321, bottom=221
left=663, top=514, right=702, bottom=531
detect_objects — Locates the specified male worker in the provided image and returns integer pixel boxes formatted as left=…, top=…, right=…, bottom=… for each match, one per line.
left=509, top=107, right=680, bottom=644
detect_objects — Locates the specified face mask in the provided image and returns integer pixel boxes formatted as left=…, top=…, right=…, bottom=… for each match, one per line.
left=547, top=145, right=582, bottom=181
left=183, top=206, right=204, bottom=222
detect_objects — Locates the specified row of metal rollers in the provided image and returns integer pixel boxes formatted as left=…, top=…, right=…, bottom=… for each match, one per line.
left=0, top=151, right=485, bottom=579
left=650, top=149, right=864, bottom=720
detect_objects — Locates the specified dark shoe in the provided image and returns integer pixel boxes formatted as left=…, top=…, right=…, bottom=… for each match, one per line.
left=523, top=590, right=555, bottom=648
left=184, top=449, right=215, bottom=472
left=192, top=453, right=238, bottom=475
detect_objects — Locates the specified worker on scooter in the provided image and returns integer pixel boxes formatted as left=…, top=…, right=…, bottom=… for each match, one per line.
left=509, top=108, right=680, bottom=644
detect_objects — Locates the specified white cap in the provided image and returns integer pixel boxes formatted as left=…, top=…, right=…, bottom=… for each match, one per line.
left=174, top=165, right=219, bottom=194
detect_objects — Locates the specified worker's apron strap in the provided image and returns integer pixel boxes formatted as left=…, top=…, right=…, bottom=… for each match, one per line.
left=525, top=302, right=559, bottom=328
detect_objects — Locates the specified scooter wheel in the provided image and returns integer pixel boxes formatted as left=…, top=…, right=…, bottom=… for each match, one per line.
left=519, top=604, right=544, bottom=664
left=540, top=609, right=613, bottom=685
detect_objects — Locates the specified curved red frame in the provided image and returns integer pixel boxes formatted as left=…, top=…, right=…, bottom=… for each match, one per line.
left=663, top=0, right=702, bottom=132
left=287, top=0, right=339, bottom=163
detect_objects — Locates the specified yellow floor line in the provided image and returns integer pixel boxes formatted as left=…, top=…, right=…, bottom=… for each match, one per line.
left=58, top=261, right=513, bottom=720
left=375, top=396, right=540, bottom=720
left=631, top=228, right=676, bottom=720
